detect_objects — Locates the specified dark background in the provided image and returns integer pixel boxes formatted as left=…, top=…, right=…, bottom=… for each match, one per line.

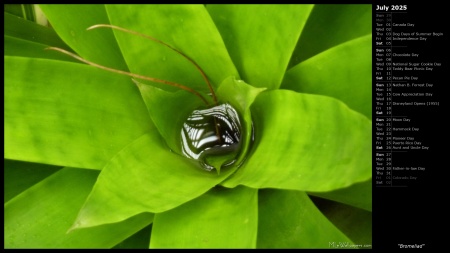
left=372, top=2, right=446, bottom=250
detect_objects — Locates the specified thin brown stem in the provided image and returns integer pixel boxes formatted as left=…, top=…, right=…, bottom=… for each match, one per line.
left=45, top=47, right=209, bottom=105
left=87, top=24, right=218, bottom=105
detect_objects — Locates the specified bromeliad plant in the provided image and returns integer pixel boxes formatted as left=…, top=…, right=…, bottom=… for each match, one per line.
left=4, top=4, right=373, bottom=249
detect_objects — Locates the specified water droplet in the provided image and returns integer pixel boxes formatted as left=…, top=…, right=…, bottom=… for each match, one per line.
left=70, top=30, right=75, bottom=37
left=162, top=56, right=167, bottom=62
left=181, top=103, right=242, bottom=171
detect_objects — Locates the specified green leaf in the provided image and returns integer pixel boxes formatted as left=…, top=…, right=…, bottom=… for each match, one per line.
left=4, top=159, right=62, bottom=203
left=4, top=4, right=36, bottom=22
left=4, top=12, right=70, bottom=50
left=258, top=189, right=352, bottom=248
left=4, top=57, right=152, bottom=169
left=311, top=196, right=372, bottom=248
left=150, top=186, right=258, bottom=248
left=4, top=35, right=78, bottom=62
left=4, top=168, right=154, bottom=249
left=282, top=35, right=372, bottom=119
left=216, top=76, right=265, bottom=166
left=105, top=4, right=238, bottom=93
left=207, top=4, right=313, bottom=90
left=135, top=82, right=205, bottom=153
left=288, top=4, right=372, bottom=66
left=5, top=4, right=27, bottom=18
left=4, top=11, right=73, bottom=61
left=308, top=178, right=372, bottom=211
left=70, top=132, right=239, bottom=230
left=222, top=90, right=372, bottom=192
left=39, top=4, right=128, bottom=70
left=113, top=224, right=152, bottom=249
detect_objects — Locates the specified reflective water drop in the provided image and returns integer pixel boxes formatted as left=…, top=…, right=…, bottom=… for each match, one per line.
left=181, top=103, right=242, bottom=171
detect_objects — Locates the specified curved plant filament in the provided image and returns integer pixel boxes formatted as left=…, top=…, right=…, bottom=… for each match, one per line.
left=46, top=23, right=219, bottom=106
